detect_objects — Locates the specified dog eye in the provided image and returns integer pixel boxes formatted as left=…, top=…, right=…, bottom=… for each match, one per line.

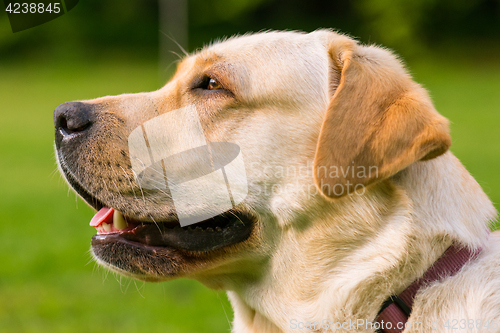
left=191, top=74, right=232, bottom=96
left=206, top=77, right=222, bottom=90
left=196, top=75, right=223, bottom=91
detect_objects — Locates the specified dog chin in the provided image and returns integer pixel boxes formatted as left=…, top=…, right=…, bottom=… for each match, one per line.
left=91, top=237, right=185, bottom=282
left=90, top=220, right=257, bottom=281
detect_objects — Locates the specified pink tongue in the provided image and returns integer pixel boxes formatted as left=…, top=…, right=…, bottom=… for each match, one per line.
left=90, top=207, right=114, bottom=227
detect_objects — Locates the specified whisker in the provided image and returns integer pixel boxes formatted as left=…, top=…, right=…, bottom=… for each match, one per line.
left=103, top=267, right=110, bottom=282
left=101, top=177, right=111, bottom=196
left=137, top=177, right=171, bottom=198
left=217, top=292, right=232, bottom=330
left=160, top=30, right=188, bottom=57
left=85, top=249, right=95, bottom=267
left=149, top=215, right=162, bottom=234
left=134, top=280, right=146, bottom=299
left=49, top=166, right=60, bottom=179
left=111, top=178, right=125, bottom=202
left=169, top=50, right=184, bottom=61
left=130, top=169, right=147, bottom=205
left=119, top=166, right=138, bottom=201
left=228, top=210, right=244, bottom=226
left=124, top=277, right=132, bottom=294
left=164, top=60, right=181, bottom=74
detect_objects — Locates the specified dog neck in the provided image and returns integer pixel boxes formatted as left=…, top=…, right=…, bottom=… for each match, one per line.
left=216, top=153, right=495, bottom=333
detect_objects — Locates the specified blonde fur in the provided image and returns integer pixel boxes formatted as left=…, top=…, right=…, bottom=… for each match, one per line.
left=60, top=30, right=500, bottom=332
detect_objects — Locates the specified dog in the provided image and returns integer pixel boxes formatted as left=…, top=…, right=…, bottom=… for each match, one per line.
left=54, top=30, right=500, bottom=332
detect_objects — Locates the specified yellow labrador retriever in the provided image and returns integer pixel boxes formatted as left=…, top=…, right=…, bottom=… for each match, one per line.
left=54, top=30, right=500, bottom=332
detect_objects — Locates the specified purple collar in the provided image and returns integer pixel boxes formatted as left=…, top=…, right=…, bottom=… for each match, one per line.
left=376, top=243, right=483, bottom=333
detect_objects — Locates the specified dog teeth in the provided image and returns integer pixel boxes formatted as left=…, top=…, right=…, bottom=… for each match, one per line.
left=102, top=222, right=111, bottom=232
left=195, top=226, right=203, bottom=232
left=215, top=227, right=222, bottom=232
left=113, top=210, right=128, bottom=230
left=206, top=227, right=214, bottom=232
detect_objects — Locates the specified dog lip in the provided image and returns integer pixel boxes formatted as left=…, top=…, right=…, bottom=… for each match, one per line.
left=58, top=159, right=104, bottom=211
left=91, top=210, right=255, bottom=252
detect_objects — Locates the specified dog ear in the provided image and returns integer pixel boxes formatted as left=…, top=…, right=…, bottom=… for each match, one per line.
left=313, top=36, right=451, bottom=199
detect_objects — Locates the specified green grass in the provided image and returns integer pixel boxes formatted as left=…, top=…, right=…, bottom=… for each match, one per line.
left=0, top=56, right=499, bottom=332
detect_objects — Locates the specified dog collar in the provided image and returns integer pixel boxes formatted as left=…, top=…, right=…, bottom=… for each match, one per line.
left=375, top=242, right=483, bottom=333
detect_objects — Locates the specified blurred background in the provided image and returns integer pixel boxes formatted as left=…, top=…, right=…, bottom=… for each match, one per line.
left=1, top=0, right=499, bottom=332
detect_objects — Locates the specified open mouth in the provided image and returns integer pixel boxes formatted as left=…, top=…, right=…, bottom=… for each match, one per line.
left=59, top=160, right=255, bottom=253
left=90, top=207, right=254, bottom=252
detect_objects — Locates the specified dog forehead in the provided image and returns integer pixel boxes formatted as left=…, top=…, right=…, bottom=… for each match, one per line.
left=192, top=31, right=331, bottom=106
left=207, top=30, right=327, bottom=61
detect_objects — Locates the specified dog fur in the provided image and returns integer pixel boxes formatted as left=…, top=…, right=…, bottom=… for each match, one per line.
left=56, top=30, right=500, bottom=332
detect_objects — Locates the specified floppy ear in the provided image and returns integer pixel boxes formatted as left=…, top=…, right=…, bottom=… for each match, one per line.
left=314, top=35, right=451, bottom=199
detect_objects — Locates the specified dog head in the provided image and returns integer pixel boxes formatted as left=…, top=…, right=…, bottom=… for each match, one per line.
left=54, top=30, right=450, bottom=284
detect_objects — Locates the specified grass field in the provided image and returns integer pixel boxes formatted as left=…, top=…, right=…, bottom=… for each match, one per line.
left=0, top=56, right=499, bottom=333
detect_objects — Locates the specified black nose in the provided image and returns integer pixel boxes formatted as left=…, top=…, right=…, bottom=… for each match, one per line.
left=54, top=102, right=94, bottom=140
